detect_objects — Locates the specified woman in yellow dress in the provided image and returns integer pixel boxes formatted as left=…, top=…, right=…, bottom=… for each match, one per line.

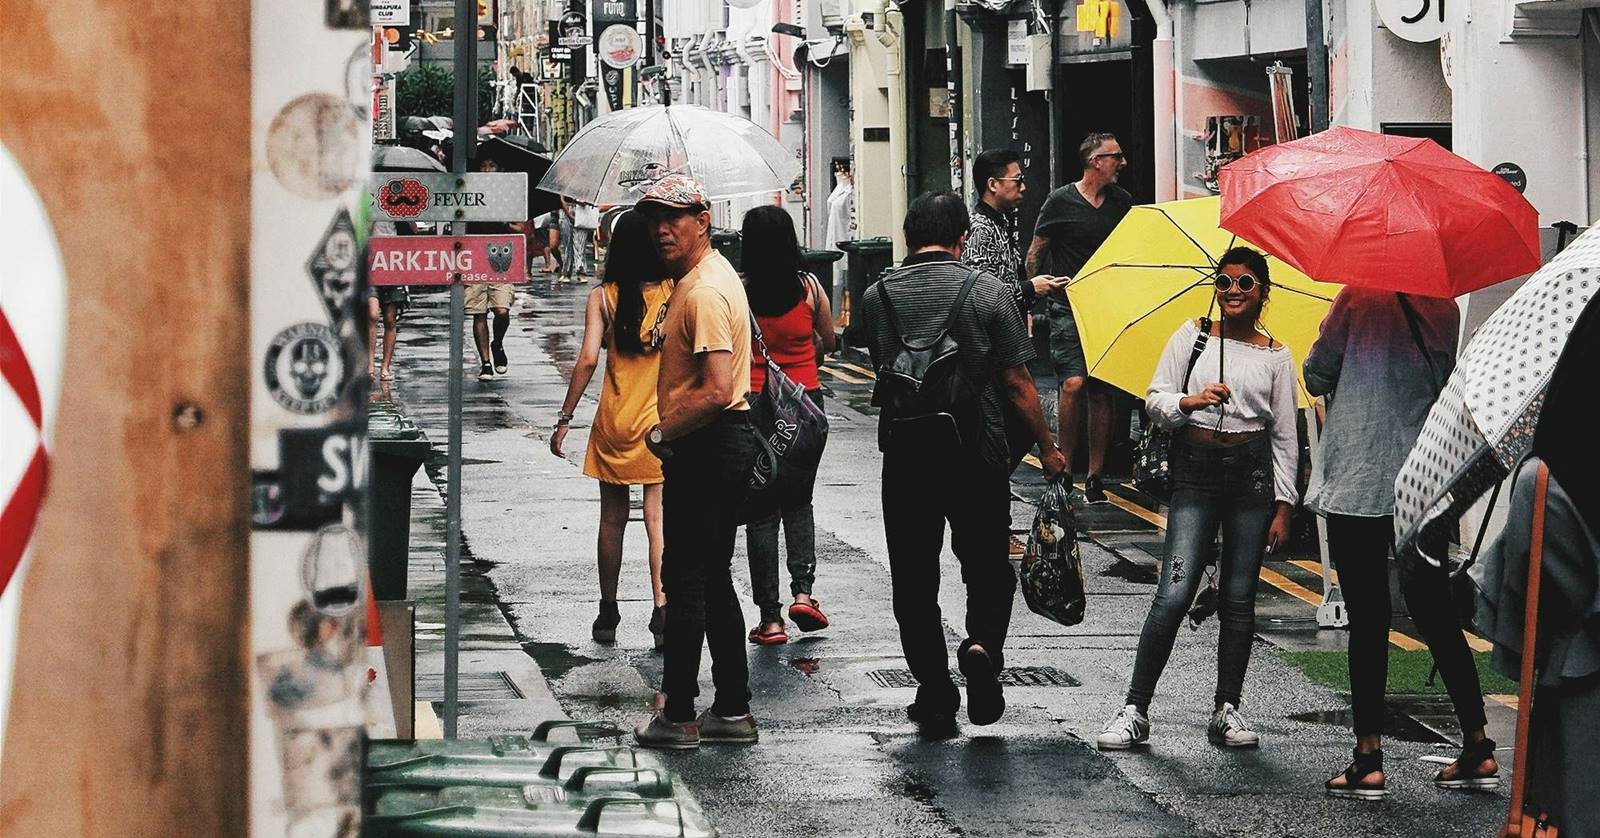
left=550, top=210, right=673, bottom=650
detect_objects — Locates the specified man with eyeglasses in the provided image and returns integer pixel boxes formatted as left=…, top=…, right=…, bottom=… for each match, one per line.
left=965, top=149, right=1068, bottom=317
left=1027, top=132, right=1133, bottom=504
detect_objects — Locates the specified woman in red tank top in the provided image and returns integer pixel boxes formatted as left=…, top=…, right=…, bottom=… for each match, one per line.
left=741, top=206, right=837, bottom=644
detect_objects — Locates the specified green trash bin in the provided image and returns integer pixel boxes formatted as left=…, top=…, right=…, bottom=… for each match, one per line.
left=836, top=237, right=893, bottom=347
left=799, top=248, right=846, bottom=310
left=368, top=402, right=432, bottom=601
left=709, top=228, right=742, bottom=271
left=368, top=722, right=625, bottom=765
left=366, top=796, right=716, bottom=838
left=370, top=766, right=675, bottom=817
left=366, top=746, right=643, bottom=788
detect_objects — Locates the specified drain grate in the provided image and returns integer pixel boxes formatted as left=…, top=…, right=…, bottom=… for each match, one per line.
left=415, top=671, right=524, bottom=701
left=867, top=666, right=1078, bottom=689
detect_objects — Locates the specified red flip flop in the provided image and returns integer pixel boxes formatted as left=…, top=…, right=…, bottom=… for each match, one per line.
left=788, top=600, right=830, bottom=632
left=747, top=624, right=788, bottom=645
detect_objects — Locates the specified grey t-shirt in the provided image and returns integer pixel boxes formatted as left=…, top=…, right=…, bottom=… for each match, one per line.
left=859, top=253, right=1035, bottom=471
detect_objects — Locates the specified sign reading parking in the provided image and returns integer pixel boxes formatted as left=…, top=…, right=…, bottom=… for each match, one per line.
left=367, top=172, right=529, bottom=222
left=368, top=235, right=527, bottom=285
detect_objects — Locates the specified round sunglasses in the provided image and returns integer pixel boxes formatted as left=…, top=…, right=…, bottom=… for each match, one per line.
left=1212, top=273, right=1259, bottom=293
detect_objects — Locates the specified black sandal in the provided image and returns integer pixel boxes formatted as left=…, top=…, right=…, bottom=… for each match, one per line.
left=1434, top=737, right=1499, bottom=790
left=1325, top=749, right=1387, bottom=801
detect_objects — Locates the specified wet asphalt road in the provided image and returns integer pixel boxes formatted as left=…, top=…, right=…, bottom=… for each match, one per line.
left=375, top=278, right=1509, bottom=838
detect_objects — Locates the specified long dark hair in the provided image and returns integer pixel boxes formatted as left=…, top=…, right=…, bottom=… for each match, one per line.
left=602, top=210, right=666, bottom=355
left=741, top=205, right=806, bottom=317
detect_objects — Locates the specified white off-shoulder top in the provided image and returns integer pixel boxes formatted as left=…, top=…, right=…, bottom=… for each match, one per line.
left=1145, top=320, right=1300, bottom=505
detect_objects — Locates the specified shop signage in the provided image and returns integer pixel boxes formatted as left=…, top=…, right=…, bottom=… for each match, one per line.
left=1376, top=0, right=1450, bottom=43
left=368, top=235, right=528, bottom=284
left=591, top=0, right=637, bottom=24
left=559, top=34, right=593, bottom=46
left=1493, top=162, right=1527, bottom=194
left=372, top=76, right=396, bottom=140
left=371, top=0, right=408, bottom=25
left=599, top=23, right=641, bottom=68
left=1007, top=18, right=1029, bottom=65
left=367, top=172, right=529, bottom=222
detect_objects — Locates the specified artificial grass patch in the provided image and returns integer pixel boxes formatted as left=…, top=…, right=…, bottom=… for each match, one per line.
left=1280, top=648, right=1518, bottom=696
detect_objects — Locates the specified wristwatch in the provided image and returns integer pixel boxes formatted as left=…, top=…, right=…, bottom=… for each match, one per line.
left=648, top=425, right=666, bottom=446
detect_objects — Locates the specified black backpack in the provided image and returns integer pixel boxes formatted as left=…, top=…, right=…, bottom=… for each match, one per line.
left=870, top=267, right=984, bottom=452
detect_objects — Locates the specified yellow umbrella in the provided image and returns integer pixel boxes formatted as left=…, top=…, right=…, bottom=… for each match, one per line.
left=1065, top=196, right=1342, bottom=407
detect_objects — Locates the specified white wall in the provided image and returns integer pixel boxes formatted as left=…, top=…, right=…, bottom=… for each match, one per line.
left=1450, top=0, right=1588, bottom=226
left=1329, top=0, right=1452, bottom=130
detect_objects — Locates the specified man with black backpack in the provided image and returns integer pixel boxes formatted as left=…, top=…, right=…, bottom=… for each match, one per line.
left=859, top=192, right=1067, bottom=735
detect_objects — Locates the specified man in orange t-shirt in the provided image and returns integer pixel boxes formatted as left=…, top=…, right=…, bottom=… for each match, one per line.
left=631, top=175, right=761, bottom=751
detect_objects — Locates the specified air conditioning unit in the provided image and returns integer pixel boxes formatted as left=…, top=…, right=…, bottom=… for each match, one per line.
left=818, top=0, right=844, bottom=33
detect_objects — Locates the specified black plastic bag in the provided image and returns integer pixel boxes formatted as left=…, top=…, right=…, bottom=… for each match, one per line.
left=1019, top=478, right=1086, bottom=627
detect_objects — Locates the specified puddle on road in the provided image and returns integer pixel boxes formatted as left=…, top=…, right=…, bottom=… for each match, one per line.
left=1288, top=701, right=1452, bottom=744
left=1100, top=556, right=1158, bottom=583
left=520, top=641, right=602, bottom=682
left=789, top=657, right=821, bottom=676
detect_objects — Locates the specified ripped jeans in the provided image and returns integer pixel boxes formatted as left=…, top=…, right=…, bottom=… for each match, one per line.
left=1125, top=436, right=1275, bottom=711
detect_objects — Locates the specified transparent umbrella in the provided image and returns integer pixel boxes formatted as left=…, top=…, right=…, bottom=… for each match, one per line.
left=538, top=105, right=799, bottom=205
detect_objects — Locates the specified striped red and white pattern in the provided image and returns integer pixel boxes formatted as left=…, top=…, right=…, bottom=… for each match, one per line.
left=1, top=143, right=68, bottom=760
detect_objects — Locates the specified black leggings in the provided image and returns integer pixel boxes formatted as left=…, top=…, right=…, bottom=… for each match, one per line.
left=1326, top=514, right=1487, bottom=737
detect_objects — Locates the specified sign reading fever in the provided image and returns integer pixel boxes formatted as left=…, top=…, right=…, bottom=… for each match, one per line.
left=367, top=172, right=529, bottom=222
left=368, top=235, right=527, bottom=285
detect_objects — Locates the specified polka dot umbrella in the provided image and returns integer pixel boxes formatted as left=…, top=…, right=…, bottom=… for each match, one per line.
left=1394, top=226, right=1600, bottom=575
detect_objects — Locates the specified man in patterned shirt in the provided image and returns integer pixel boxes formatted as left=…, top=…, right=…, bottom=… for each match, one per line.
left=964, top=148, right=1066, bottom=317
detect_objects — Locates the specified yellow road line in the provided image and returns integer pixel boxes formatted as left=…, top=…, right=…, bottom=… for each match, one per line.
left=1387, top=630, right=1427, bottom=652
left=836, top=362, right=877, bottom=378
left=818, top=365, right=868, bottom=384
left=1290, top=559, right=1335, bottom=582
left=415, top=701, right=444, bottom=739
left=1104, top=492, right=1168, bottom=528
left=1488, top=694, right=1518, bottom=709
left=1286, top=562, right=1492, bottom=652
left=1258, top=566, right=1322, bottom=607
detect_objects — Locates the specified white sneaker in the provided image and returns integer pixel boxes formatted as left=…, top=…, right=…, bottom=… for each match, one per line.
left=1208, top=703, right=1260, bottom=748
left=1096, top=704, right=1150, bottom=750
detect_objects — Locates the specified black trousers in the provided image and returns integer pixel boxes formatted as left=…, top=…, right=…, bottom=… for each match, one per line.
left=882, top=450, right=1015, bottom=713
left=660, top=413, right=759, bottom=722
left=1326, top=513, right=1487, bottom=737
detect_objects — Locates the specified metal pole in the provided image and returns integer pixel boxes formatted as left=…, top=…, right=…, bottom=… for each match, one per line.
left=1048, top=0, right=1061, bottom=188
left=445, top=0, right=477, bottom=739
left=1305, top=0, right=1329, bottom=133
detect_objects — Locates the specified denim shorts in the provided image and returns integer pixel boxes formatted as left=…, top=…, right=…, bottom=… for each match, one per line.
left=1046, top=302, right=1088, bottom=380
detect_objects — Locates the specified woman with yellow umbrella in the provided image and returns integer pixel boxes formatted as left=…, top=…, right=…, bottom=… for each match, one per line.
left=1095, top=247, right=1302, bottom=751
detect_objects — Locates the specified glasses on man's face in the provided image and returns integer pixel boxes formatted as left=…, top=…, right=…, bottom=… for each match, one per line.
left=1093, top=152, right=1126, bottom=162
left=992, top=176, right=1025, bottom=183
left=1213, top=273, right=1258, bottom=293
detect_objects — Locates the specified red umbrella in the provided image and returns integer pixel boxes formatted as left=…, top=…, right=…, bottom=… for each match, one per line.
left=1218, top=126, right=1541, bottom=298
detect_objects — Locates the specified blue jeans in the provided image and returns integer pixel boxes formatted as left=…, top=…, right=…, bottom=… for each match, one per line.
left=1126, top=435, right=1275, bottom=711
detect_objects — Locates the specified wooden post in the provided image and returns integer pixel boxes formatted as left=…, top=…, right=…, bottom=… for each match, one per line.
left=0, top=0, right=252, bottom=833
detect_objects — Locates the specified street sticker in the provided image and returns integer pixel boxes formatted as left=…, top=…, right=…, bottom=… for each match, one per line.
left=307, top=209, right=361, bottom=329
left=599, top=24, right=641, bottom=69
left=267, top=93, right=362, bottom=200
left=368, top=172, right=529, bottom=222
left=264, top=322, right=347, bottom=415
left=368, top=235, right=528, bottom=284
left=371, top=0, right=408, bottom=26
left=278, top=420, right=366, bottom=528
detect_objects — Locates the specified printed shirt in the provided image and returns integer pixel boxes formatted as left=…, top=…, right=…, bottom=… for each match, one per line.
left=657, top=249, right=752, bottom=417
left=964, top=200, right=1036, bottom=316
left=858, top=252, right=1034, bottom=471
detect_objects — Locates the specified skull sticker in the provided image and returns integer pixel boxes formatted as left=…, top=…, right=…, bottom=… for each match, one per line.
left=264, top=322, right=346, bottom=414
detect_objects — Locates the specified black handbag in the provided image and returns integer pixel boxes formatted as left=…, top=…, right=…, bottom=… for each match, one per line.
left=1132, top=318, right=1211, bottom=501
left=745, top=314, right=829, bottom=514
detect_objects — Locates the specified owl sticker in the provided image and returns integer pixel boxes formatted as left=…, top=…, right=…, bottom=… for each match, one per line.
left=486, top=241, right=516, bottom=274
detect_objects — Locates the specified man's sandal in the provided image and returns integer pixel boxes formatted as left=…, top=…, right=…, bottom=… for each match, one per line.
left=1325, top=749, right=1387, bottom=801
